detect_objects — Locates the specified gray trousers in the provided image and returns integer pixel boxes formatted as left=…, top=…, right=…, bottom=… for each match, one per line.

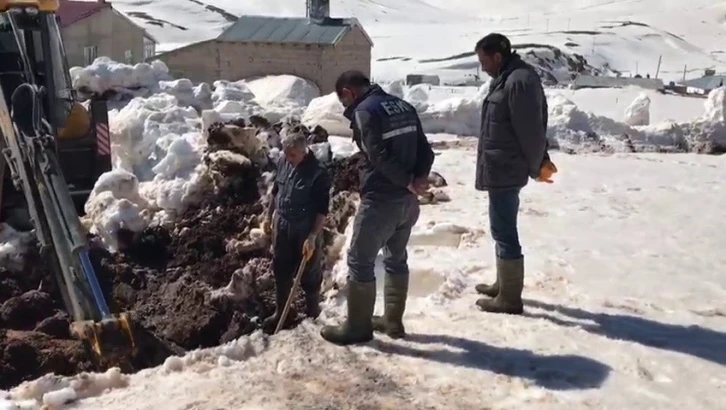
left=347, top=195, right=420, bottom=283
left=272, top=215, right=322, bottom=296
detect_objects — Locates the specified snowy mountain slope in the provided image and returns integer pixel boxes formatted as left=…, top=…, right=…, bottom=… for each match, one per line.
left=109, top=0, right=726, bottom=82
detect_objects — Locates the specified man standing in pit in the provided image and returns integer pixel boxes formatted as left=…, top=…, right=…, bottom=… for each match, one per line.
left=261, top=132, right=331, bottom=333
left=321, top=71, right=435, bottom=346
left=473, top=33, right=557, bottom=314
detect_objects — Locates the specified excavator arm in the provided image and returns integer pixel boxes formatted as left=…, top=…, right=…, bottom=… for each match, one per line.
left=0, top=0, right=133, bottom=362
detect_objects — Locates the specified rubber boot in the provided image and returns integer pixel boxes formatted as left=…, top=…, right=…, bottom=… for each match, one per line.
left=304, top=290, right=321, bottom=319
left=262, top=279, right=293, bottom=334
left=475, top=258, right=524, bottom=314
left=372, top=273, right=408, bottom=339
left=474, top=272, right=500, bottom=298
left=320, top=279, right=375, bottom=345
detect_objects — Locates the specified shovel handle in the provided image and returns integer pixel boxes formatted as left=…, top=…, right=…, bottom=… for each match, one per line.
left=274, top=256, right=309, bottom=334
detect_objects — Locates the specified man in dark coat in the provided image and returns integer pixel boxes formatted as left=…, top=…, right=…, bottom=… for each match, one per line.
left=473, top=33, right=557, bottom=314
left=321, top=71, right=435, bottom=345
left=261, top=132, right=331, bottom=333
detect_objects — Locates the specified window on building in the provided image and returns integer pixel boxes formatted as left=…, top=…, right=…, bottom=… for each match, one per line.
left=124, top=49, right=133, bottom=64
left=83, top=46, right=97, bottom=65
left=143, top=38, right=155, bottom=60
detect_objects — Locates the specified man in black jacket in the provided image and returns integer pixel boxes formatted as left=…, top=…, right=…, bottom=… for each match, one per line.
left=262, top=132, right=330, bottom=333
left=473, top=33, right=557, bottom=314
left=321, top=71, right=435, bottom=345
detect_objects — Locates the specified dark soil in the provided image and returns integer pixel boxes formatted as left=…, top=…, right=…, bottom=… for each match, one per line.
left=0, top=129, right=364, bottom=390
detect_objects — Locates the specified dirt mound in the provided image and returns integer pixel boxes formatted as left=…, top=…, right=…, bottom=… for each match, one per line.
left=0, top=131, right=363, bottom=390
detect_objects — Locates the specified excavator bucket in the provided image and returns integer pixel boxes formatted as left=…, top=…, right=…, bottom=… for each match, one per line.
left=64, top=249, right=138, bottom=365
left=71, top=313, right=136, bottom=364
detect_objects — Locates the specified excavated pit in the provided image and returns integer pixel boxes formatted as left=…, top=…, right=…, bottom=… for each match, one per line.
left=0, top=125, right=365, bottom=390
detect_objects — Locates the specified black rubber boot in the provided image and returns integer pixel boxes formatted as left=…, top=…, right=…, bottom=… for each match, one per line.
left=320, top=279, right=375, bottom=346
left=262, top=279, right=293, bottom=334
left=476, top=258, right=524, bottom=315
left=304, top=290, right=321, bottom=319
left=372, top=273, right=408, bottom=339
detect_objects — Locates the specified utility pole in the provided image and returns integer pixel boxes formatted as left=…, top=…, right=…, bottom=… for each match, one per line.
left=654, top=55, right=662, bottom=79
left=682, top=64, right=687, bottom=81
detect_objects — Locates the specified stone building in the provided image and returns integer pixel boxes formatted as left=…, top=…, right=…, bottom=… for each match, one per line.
left=58, top=0, right=157, bottom=67
left=154, top=0, right=373, bottom=94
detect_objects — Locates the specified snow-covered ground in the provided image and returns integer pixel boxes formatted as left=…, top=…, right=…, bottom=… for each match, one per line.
left=5, top=148, right=725, bottom=409
left=3, top=0, right=726, bottom=401
left=109, top=0, right=726, bottom=83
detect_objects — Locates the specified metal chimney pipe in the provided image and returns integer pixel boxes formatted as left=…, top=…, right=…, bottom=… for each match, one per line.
left=307, top=0, right=330, bottom=22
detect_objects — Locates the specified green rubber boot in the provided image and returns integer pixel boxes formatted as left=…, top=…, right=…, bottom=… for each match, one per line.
left=476, top=258, right=524, bottom=315
left=320, top=279, right=375, bottom=346
left=372, top=273, right=409, bottom=339
left=474, top=272, right=500, bottom=298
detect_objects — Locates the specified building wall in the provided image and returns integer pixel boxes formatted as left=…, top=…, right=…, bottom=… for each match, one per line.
left=320, top=25, right=372, bottom=93
left=157, top=24, right=372, bottom=94
left=217, top=41, right=326, bottom=89
left=154, top=41, right=220, bottom=82
left=62, top=8, right=147, bottom=67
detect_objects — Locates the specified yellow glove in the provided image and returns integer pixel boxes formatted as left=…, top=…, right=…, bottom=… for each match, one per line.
left=261, top=219, right=270, bottom=234
left=536, top=160, right=558, bottom=183
left=302, top=235, right=316, bottom=261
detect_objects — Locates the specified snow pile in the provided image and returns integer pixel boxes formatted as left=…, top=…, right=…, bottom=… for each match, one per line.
left=70, top=58, right=318, bottom=126
left=201, top=76, right=319, bottom=130
left=413, top=83, right=488, bottom=136
left=624, top=93, right=651, bottom=126
left=685, top=86, right=726, bottom=151
left=404, top=84, right=432, bottom=111
left=243, top=75, right=320, bottom=123
left=300, top=83, right=487, bottom=138
left=418, top=89, right=484, bottom=136
left=302, top=93, right=350, bottom=137
left=702, top=86, right=726, bottom=122
left=158, top=79, right=213, bottom=112
left=2, top=368, right=127, bottom=409
left=69, top=57, right=172, bottom=95
left=0, top=223, right=35, bottom=272
left=107, top=94, right=201, bottom=178
left=211, top=80, right=256, bottom=105
left=382, top=80, right=404, bottom=99
left=86, top=93, right=270, bottom=249
left=245, top=75, right=319, bottom=108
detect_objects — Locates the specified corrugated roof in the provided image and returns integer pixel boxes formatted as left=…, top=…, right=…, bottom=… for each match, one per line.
left=57, top=0, right=111, bottom=28
left=217, top=16, right=353, bottom=45
left=573, top=75, right=664, bottom=90
left=680, top=75, right=726, bottom=91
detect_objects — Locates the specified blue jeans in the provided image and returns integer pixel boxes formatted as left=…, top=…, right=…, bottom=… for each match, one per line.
left=488, top=188, right=522, bottom=260
left=347, top=195, right=420, bottom=283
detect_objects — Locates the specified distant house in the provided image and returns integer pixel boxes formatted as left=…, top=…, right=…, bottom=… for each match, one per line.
left=572, top=75, right=664, bottom=91
left=58, top=0, right=157, bottom=67
left=406, top=74, right=440, bottom=86
left=154, top=0, right=373, bottom=94
left=679, top=75, right=726, bottom=95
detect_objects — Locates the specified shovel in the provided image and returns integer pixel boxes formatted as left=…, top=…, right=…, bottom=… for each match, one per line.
left=274, top=249, right=312, bottom=334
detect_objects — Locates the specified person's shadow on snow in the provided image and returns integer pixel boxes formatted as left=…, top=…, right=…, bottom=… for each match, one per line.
left=524, top=299, right=726, bottom=366
left=368, top=333, right=611, bottom=390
